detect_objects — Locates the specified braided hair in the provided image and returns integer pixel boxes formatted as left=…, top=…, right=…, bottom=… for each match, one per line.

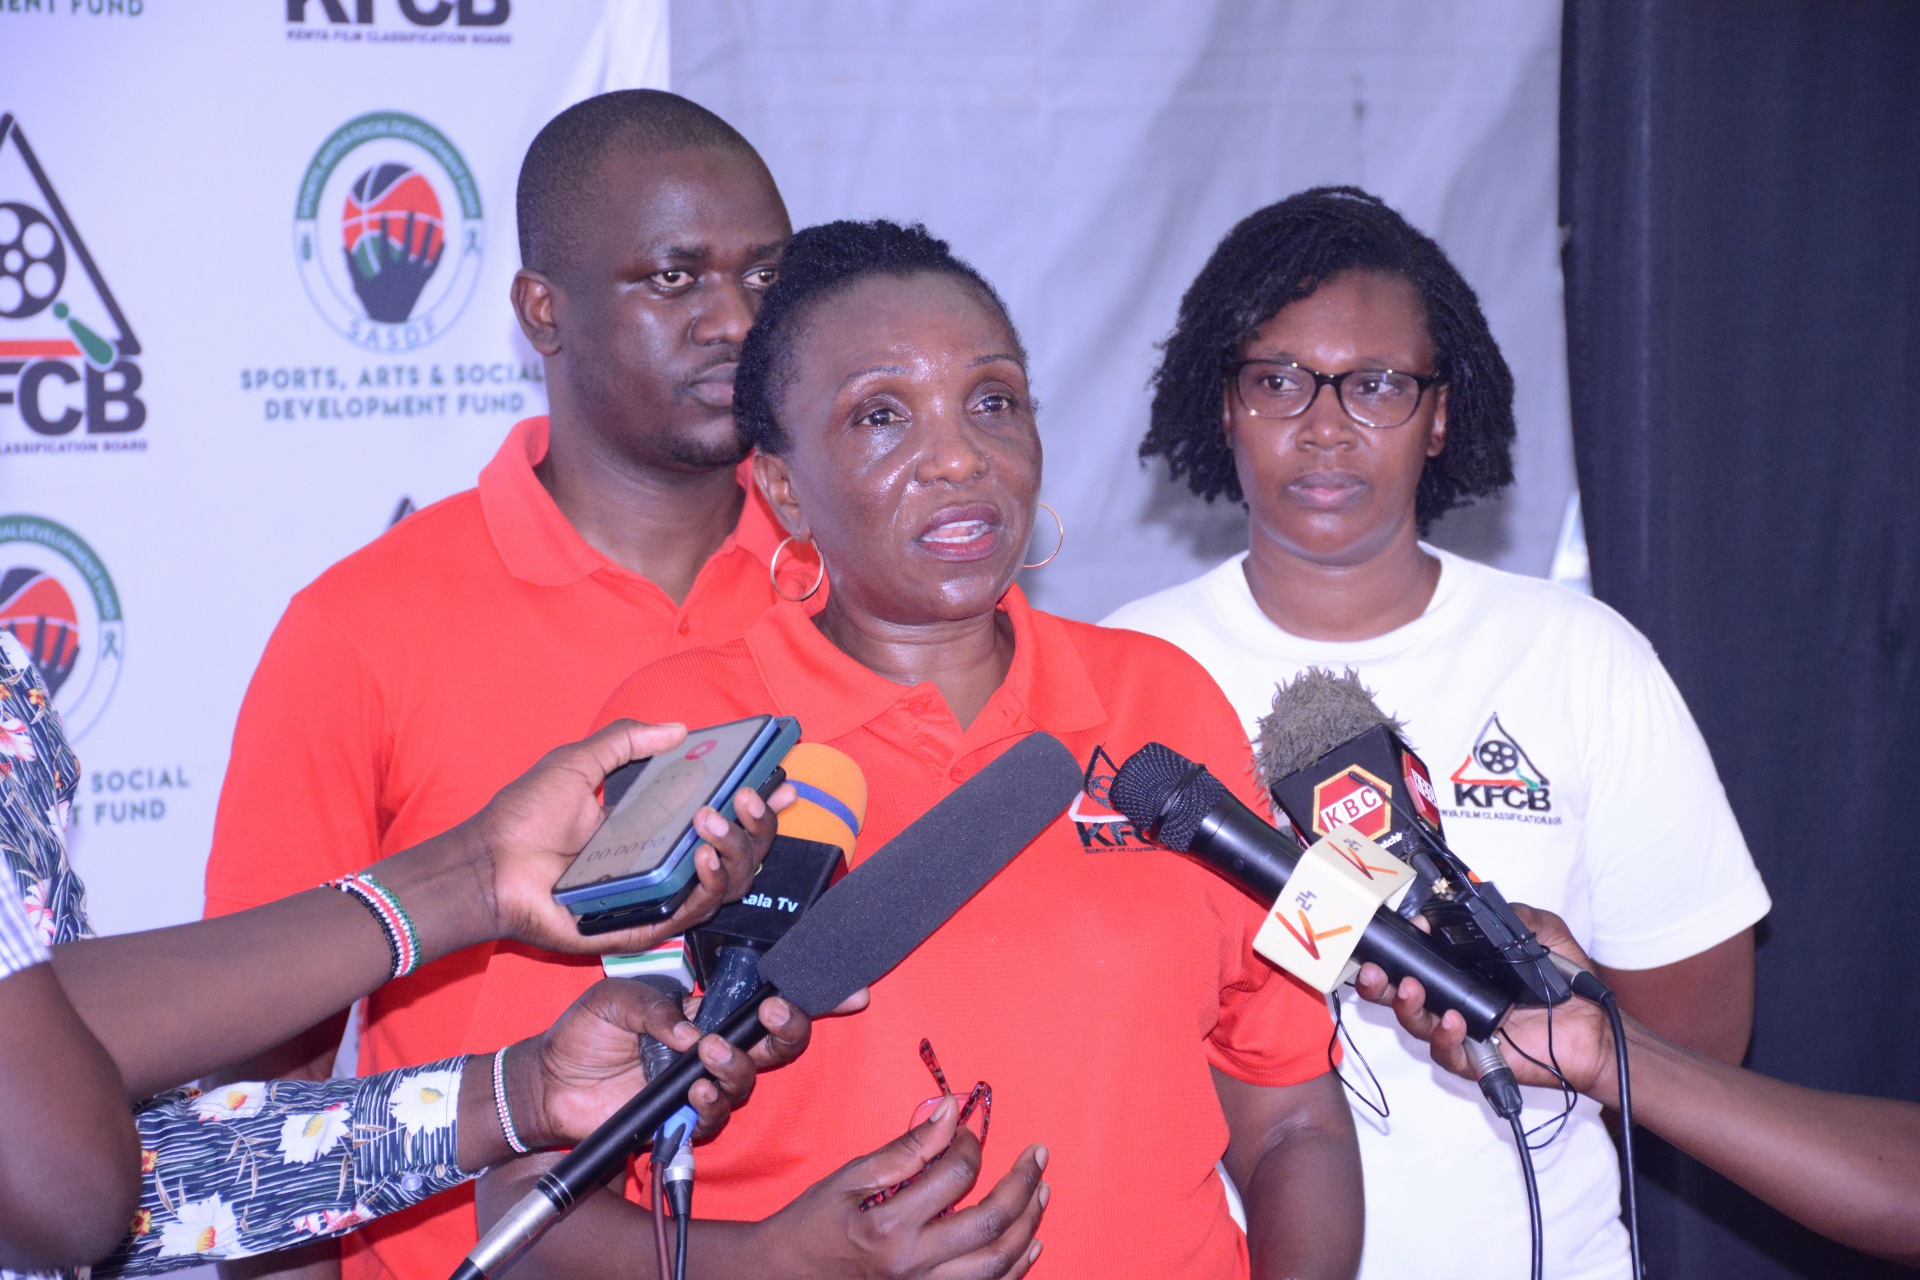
left=734, top=219, right=1022, bottom=455
left=1141, top=187, right=1515, bottom=532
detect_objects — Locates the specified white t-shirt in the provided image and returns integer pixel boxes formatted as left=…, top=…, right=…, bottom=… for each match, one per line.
left=1104, top=547, right=1771, bottom=1280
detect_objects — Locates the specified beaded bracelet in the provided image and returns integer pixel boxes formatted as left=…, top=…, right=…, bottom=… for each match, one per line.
left=493, top=1045, right=531, bottom=1154
left=324, top=871, right=420, bottom=980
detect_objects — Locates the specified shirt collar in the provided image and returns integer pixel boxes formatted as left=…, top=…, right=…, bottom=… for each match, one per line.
left=479, top=416, right=782, bottom=587
left=744, top=583, right=1107, bottom=747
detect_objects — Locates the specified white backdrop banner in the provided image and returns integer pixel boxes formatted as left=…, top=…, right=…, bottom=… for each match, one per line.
left=0, top=0, right=666, bottom=935
left=1, top=1, right=1570, bottom=943
left=673, top=0, right=1576, bottom=619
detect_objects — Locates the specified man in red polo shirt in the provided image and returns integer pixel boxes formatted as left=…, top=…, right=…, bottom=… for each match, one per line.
left=203, top=91, right=805, bottom=1280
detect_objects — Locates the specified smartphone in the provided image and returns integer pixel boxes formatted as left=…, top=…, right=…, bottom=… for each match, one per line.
left=554, top=714, right=801, bottom=933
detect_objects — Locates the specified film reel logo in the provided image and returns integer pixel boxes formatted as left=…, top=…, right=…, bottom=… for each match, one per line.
left=0, top=115, right=146, bottom=440
left=293, top=112, right=483, bottom=351
left=1449, top=713, right=1554, bottom=814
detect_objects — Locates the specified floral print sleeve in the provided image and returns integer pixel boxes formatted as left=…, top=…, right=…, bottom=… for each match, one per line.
left=0, top=635, right=480, bottom=1280
left=95, top=1065, right=474, bottom=1275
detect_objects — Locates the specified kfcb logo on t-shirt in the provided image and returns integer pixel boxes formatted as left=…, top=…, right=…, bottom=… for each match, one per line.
left=1448, top=712, right=1555, bottom=817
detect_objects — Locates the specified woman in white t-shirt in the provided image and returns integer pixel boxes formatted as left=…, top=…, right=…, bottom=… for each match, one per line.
left=1104, top=187, right=1771, bottom=1280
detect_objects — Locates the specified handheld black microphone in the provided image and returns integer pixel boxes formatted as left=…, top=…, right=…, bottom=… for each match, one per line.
left=1255, top=668, right=1573, bottom=1012
left=635, top=743, right=868, bottom=1196
left=1108, top=742, right=1511, bottom=1039
left=452, top=731, right=1084, bottom=1280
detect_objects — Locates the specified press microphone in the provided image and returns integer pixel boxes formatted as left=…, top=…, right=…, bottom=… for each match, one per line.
left=687, top=741, right=866, bottom=1009
left=1255, top=668, right=1573, bottom=1012
left=636, top=744, right=869, bottom=1161
left=452, top=731, right=1084, bottom=1280
left=1108, top=742, right=1511, bottom=1039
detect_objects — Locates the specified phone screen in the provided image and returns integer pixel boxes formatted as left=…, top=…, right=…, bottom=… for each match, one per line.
left=555, top=717, right=769, bottom=893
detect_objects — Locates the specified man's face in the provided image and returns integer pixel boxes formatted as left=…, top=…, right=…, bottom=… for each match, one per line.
left=539, top=145, right=790, bottom=471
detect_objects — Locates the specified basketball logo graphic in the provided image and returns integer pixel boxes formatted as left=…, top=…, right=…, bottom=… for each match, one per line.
left=0, top=567, right=81, bottom=696
left=0, top=515, right=123, bottom=740
left=293, top=112, right=483, bottom=352
left=341, top=163, right=446, bottom=324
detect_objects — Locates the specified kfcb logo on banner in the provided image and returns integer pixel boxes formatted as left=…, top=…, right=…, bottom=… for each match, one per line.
left=294, top=112, right=484, bottom=352
left=0, top=514, right=122, bottom=741
left=287, top=0, right=513, bottom=44
left=0, top=116, right=146, bottom=454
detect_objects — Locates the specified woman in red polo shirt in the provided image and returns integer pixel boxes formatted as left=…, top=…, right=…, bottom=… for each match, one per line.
left=477, top=220, right=1361, bottom=1280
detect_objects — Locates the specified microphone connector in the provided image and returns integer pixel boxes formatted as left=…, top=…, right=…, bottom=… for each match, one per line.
left=1465, top=1035, right=1525, bottom=1121
left=662, top=1135, right=695, bottom=1220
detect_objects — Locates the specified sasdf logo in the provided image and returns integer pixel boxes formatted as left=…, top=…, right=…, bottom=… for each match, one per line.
left=293, top=112, right=483, bottom=351
left=0, top=515, right=123, bottom=740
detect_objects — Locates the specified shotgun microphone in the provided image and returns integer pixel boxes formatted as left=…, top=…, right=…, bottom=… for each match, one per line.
left=451, top=731, right=1084, bottom=1280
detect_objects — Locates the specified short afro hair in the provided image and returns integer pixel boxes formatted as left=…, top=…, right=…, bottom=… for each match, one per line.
left=1141, top=186, right=1515, bottom=532
left=517, top=90, right=763, bottom=279
left=734, top=219, right=1022, bottom=455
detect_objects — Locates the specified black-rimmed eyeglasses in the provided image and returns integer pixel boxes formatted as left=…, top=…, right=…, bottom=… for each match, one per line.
left=1229, top=360, right=1442, bottom=429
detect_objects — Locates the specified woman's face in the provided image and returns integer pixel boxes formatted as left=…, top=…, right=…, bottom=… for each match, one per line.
left=1223, top=270, right=1448, bottom=567
left=757, top=271, right=1040, bottom=627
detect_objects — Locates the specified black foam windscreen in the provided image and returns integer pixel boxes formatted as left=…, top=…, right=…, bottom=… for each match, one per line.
left=1254, top=666, right=1404, bottom=784
left=757, top=732, right=1082, bottom=1016
left=1108, top=741, right=1226, bottom=853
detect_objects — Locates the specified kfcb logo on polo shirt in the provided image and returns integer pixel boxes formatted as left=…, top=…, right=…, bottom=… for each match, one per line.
left=294, top=112, right=484, bottom=352
left=1449, top=712, right=1554, bottom=816
left=1072, top=745, right=1155, bottom=851
left=0, top=116, right=147, bottom=454
left=0, top=514, right=123, bottom=740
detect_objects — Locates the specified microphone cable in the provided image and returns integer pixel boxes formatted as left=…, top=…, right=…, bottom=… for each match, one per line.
left=1324, top=994, right=1390, bottom=1120
left=1600, top=989, right=1641, bottom=1280
left=649, top=1121, right=693, bottom=1280
left=1551, top=964, right=1643, bottom=1280
left=1506, top=1108, right=1544, bottom=1280
left=1466, top=1036, right=1543, bottom=1280
left=650, top=1142, right=671, bottom=1280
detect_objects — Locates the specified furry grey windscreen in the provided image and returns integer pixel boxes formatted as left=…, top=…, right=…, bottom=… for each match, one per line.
left=756, top=732, right=1083, bottom=1016
left=1254, top=667, right=1405, bottom=784
left=1108, top=742, right=1226, bottom=853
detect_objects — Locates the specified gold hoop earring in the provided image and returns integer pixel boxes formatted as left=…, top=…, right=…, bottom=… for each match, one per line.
left=770, top=534, right=827, bottom=602
left=1021, top=502, right=1065, bottom=570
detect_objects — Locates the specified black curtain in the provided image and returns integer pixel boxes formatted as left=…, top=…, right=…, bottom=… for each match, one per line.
left=1560, top=1, right=1920, bottom=1276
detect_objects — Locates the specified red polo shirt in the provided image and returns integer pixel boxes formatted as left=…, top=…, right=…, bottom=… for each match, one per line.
left=203, top=416, right=795, bottom=1280
left=461, top=588, right=1334, bottom=1278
